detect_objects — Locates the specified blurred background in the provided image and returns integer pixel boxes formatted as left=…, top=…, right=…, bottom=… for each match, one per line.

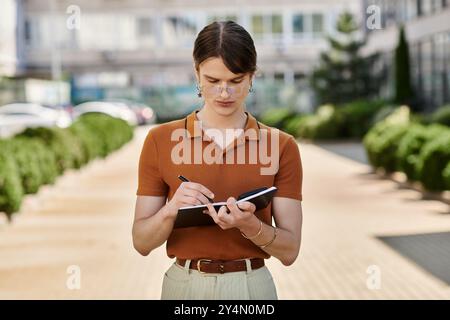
left=0, top=0, right=449, bottom=300
left=0, top=0, right=449, bottom=119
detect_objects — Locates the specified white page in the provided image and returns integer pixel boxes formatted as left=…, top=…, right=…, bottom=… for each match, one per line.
left=179, top=186, right=277, bottom=210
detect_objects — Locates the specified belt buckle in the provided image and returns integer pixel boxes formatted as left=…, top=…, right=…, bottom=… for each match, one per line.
left=196, top=259, right=212, bottom=274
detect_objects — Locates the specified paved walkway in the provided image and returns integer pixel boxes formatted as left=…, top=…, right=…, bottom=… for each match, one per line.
left=0, top=125, right=449, bottom=299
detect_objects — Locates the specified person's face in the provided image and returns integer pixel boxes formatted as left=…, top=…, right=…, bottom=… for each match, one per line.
left=195, top=57, right=253, bottom=116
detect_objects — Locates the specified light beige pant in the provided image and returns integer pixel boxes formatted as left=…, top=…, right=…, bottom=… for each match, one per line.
left=161, top=259, right=278, bottom=300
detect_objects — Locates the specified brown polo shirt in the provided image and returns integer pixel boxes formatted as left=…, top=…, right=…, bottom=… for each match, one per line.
left=136, top=109, right=303, bottom=260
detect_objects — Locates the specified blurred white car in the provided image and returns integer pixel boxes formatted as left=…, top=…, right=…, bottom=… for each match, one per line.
left=103, top=99, right=155, bottom=125
left=0, top=103, right=72, bottom=137
left=73, top=101, right=138, bottom=126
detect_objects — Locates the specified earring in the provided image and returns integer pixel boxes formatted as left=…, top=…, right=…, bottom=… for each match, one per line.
left=249, top=84, right=254, bottom=93
left=196, top=83, right=202, bottom=98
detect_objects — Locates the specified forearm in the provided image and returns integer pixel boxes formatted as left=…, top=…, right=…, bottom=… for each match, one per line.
left=239, top=215, right=300, bottom=266
left=132, top=205, right=175, bottom=256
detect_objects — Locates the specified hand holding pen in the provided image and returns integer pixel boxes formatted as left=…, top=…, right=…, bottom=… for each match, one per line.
left=163, top=175, right=216, bottom=219
left=178, top=175, right=214, bottom=203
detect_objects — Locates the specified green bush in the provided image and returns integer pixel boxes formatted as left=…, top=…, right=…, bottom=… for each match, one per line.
left=76, top=113, right=134, bottom=157
left=364, top=123, right=410, bottom=172
left=429, top=105, right=450, bottom=126
left=17, top=127, right=85, bottom=173
left=297, top=105, right=343, bottom=140
left=69, top=120, right=103, bottom=162
left=443, top=162, right=450, bottom=190
left=370, top=105, right=399, bottom=126
left=365, top=105, right=450, bottom=192
left=396, top=124, right=446, bottom=181
left=259, top=108, right=296, bottom=129
left=363, top=106, right=412, bottom=171
left=30, top=138, right=59, bottom=185
left=0, top=149, right=23, bottom=221
left=417, top=131, right=450, bottom=191
left=0, top=114, right=134, bottom=218
left=0, top=137, right=59, bottom=195
left=283, top=115, right=305, bottom=137
left=337, top=100, right=386, bottom=138
left=294, top=100, right=387, bottom=140
left=1, top=138, right=43, bottom=194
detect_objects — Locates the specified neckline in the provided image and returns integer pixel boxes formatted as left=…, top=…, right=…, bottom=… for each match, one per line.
left=195, top=110, right=249, bottom=131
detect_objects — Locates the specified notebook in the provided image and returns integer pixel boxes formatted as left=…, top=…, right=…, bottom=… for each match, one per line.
left=173, top=186, right=278, bottom=229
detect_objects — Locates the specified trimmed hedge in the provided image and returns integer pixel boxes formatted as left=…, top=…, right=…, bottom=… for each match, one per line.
left=259, top=108, right=297, bottom=129
left=416, top=131, right=450, bottom=191
left=337, top=100, right=386, bottom=138
left=396, top=124, right=446, bottom=181
left=18, top=127, right=85, bottom=174
left=443, top=162, right=450, bottom=190
left=297, top=105, right=343, bottom=140
left=0, top=113, right=134, bottom=220
left=370, top=105, right=399, bottom=125
left=363, top=106, right=411, bottom=172
left=291, top=100, right=386, bottom=140
left=364, top=122, right=410, bottom=172
left=0, top=151, right=23, bottom=221
left=76, top=113, right=134, bottom=157
left=364, top=106, right=450, bottom=192
left=429, top=104, right=450, bottom=127
left=1, top=138, right=43, bottom=194
left=283, top=115, right=305, bottom=137
left=69, top=120, right=103, bottom=162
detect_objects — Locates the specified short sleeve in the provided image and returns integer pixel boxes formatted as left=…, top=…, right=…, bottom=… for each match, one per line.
left=136, top=130, right=169, bottom=196
left=273, top=137, right=303, bottom=201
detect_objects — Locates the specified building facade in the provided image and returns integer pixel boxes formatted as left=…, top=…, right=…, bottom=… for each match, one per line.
left=11, top=0, right=361, bottom=115
left=363, top=0, right=450, bottom=112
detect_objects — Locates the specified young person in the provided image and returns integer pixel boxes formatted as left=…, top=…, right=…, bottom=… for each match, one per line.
left=133, top=21, right=303, bottom=300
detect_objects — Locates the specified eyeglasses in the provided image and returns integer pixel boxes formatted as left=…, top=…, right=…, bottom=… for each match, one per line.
left=201, top=83, right=246, bottom=97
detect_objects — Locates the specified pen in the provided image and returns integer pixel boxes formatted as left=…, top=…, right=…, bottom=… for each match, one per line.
left=178, top=175, right=214, bottom=203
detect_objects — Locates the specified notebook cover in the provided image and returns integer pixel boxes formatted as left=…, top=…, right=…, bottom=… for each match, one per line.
left=173, top=186, right=277, bottom=229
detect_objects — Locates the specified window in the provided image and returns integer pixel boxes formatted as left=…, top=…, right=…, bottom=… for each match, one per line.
left=271, top=15, right=283, bottom=34
left=424, top=0, right=434, bottom=14
left=208, top=14, right=238, bottom=23
left=447, top=32, right=450, bottom=104
left=294, top=72, right=306, bottom=84
left=163, top=15, right=197, bottom=47
left=251, top=14, right=283, bottom=39
left=274, top=72, right=284, bottom=81
left=225, top=15, right=237, bottom=22
left=24, top=19, right=31, bottom=42
left=24, top=17, right=41, bottom=48
left=421, top=38, right=434, bottom=109
left=405, top=0, right=418, bottom=20
left=312, top=14, right=323, bottom=34
left=292, top=14, right=304, bottom=33
left=433, top=33, right=446, bottom=107
left=410, top=42, right=422, bottom=99
left=251, top=15, right=264, bottom=35
left=137, top=17, right=153, bottom=37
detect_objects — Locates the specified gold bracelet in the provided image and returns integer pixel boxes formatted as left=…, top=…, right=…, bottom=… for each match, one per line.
left=240, top=220, right=263, bottom=240
left=258, top=226, right=277, bottom=249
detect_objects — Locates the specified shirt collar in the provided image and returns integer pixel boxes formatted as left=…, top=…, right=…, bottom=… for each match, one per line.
left=185, top=109, right=260, bottom=141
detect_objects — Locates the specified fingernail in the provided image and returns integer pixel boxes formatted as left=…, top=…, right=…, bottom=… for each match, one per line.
left=210, top=193, right=214, bottom=198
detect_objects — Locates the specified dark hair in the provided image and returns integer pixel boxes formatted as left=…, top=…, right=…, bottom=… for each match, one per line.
left=193, top=21, right=257, bottom=75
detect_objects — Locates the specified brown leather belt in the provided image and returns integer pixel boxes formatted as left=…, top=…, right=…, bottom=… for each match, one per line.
left=176, top=258, right=265, bottom=274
